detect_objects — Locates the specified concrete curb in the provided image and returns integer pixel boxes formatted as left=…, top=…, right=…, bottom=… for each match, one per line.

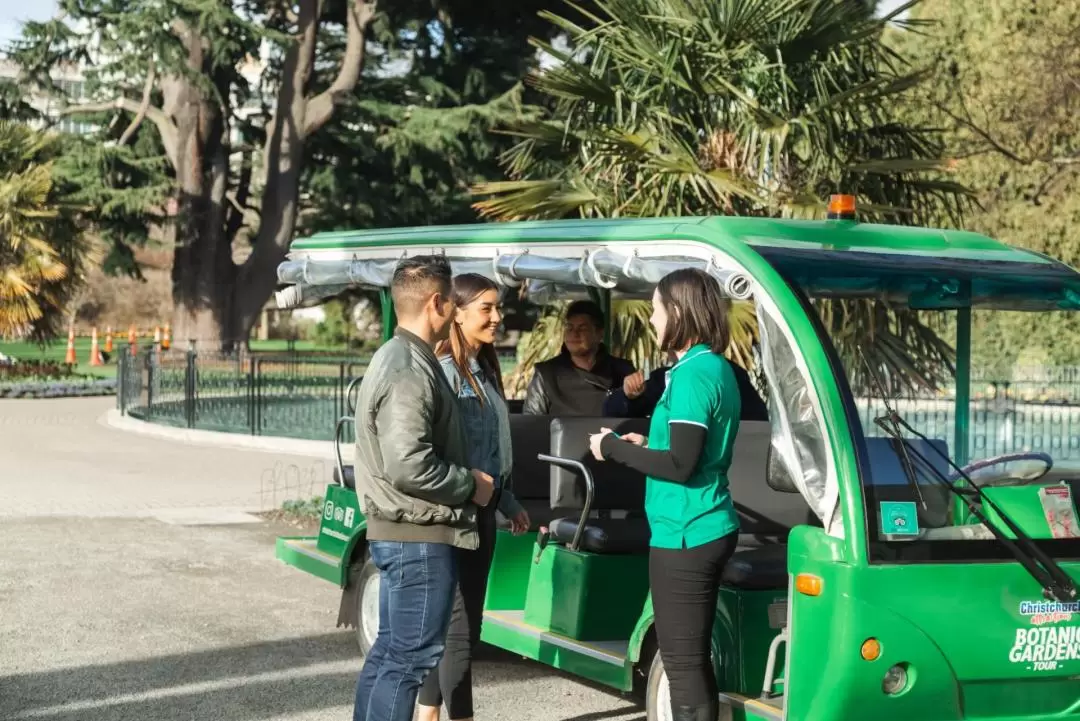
left=100, top=408, right=353, bottom=461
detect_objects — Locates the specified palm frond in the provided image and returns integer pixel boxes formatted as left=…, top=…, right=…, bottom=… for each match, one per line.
left=474, top=0, right=966, bottom=392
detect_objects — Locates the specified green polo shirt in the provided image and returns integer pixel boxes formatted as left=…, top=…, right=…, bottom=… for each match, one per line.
left=645, top=344, right=742, bottom=549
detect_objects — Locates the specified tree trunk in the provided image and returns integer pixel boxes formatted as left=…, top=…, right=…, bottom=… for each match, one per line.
left=166, top=1, right=376, bottom=352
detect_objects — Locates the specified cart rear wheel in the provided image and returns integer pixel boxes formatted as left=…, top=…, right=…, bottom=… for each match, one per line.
left=644, top=650, right=733, bottom=721
left=354, top=552, right=380, bottom=655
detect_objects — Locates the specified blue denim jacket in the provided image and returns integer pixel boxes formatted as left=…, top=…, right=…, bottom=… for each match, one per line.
left=439, top=355, right=525, bottom=519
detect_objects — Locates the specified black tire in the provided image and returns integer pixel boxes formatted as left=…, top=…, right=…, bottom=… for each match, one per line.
left=644, top=648, right=733, bottom=721
left=354, top=551, right=380, bottom=656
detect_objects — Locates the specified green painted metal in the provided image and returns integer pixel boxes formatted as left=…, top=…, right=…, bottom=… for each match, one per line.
left=522, top=542, right=649, bottom=641
left=784, top=524, right=1080, bottom=720
left=482, top=530, right=536, bottom=611
left=955, top=307, right=972, bottom=466
left=479, top=616, right=633, bottom=691
left=316, top=484, right=364, bottom=557
left=273, top=218, right=1080, bottom=721
left=275, top=536, right=342, bottom=585
left=379, top=288, right=395, bottom=342
left=289, top=216, right=1057, bottom=267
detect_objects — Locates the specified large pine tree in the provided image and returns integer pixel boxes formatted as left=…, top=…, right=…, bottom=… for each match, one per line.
left=8, top=1, right=564, bottom=349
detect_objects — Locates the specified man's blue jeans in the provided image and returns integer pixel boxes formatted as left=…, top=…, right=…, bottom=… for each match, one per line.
left=353, top=540, right=458, bottom=721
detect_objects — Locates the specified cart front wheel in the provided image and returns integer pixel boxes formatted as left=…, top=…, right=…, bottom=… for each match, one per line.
left=644, top=651, right=733, bottom=721
left=354, top=552, right=380, bottom=655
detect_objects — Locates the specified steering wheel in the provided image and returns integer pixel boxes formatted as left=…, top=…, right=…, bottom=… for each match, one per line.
left=947, top=452, right=1054, bottom=488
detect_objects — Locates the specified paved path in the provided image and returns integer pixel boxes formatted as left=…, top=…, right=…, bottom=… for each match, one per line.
left=0, top=398, right=332, bottom=519
left=0, top=398, right=644, bottom=721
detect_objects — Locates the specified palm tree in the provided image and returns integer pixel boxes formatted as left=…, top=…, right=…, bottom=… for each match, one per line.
left=0, top=121, right=98, bottom=342
left=474, top=0, right=969, bottom=395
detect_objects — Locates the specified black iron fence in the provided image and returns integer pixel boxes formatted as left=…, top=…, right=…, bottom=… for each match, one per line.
left=117, top=345, right=371, bottom=441
left=116, top=348, right=1080, bottom=462
left=116, top=344, right=520, bottom=443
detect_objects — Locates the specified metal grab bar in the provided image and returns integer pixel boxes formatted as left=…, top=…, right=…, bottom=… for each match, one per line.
left=537, top=453, right=594, bottom=551
left=334, top=416, right=354, bottom=486
left=345, top=376, right=363, bottom=416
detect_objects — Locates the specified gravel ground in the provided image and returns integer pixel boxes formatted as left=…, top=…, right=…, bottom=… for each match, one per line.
left=0, top=517, right=644, bottom=721
left=0, top=397, right=645, bottom=721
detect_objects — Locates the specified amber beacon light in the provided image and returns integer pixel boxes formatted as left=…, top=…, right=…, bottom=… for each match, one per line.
left=827, top=193, right=857, bottom=220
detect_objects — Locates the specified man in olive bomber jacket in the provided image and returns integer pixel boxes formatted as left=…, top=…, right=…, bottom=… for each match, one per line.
left=352, top=254, right=495, bottom=721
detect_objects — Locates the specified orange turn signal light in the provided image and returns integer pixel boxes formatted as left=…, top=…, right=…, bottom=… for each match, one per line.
left=795, top=573, right=823, bottom=596
left=861, top=638, right=882, bottom=661
left=827, top=193, right=857, bottom=220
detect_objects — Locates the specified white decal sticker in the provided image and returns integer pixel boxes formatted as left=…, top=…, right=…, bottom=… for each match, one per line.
left=1009, top=626, right=1080, bottom=670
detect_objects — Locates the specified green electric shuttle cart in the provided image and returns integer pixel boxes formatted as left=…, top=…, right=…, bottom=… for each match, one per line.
left=274, top=202, right=1080, bottom=721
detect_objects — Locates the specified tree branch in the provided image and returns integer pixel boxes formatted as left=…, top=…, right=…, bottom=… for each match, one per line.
left=302, top=0, right=377, bottom=137
left=117, top=62, right=157, bottom=146
left=60, top=96, right=179, bottom=165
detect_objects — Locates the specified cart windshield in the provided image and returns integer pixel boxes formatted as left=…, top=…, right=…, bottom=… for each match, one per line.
left=754, top=236, right=1080, bottom=563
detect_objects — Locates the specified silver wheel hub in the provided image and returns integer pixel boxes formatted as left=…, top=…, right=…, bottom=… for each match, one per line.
left=360, top=572, right=380, bottom=649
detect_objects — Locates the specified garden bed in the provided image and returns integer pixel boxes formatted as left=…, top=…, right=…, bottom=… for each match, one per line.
left=0, top=360, right=118, bottom=398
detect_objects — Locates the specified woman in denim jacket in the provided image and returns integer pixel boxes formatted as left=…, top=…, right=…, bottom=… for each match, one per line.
left=418, top=273, right=529, bottom=721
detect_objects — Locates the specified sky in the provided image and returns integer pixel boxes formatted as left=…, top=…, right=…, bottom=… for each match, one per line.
left=0, top=0, right=56, bottom=49
left=0, top=0, right=911, bottom=51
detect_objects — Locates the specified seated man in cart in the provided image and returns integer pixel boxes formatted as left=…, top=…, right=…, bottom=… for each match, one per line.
left=523, top=299, right=636, bottom=416
left=603, top=352, right=768, bottom=421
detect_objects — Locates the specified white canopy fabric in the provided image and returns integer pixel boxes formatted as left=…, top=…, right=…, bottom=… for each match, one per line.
left=274, top=248, right=754, bottom=309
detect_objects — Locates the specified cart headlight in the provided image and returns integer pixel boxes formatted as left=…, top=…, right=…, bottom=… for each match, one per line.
left=882, top=663, right=910, bottom=695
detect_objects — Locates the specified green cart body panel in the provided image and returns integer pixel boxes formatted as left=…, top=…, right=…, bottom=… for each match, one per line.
left=272, top=214, right=1080, bottom=720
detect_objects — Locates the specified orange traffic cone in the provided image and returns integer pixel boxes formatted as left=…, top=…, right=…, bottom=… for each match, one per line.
left=89, top=327, right=102, bottom=366
left=105, top=327, right=113, bottom=353
left=162, top=323, right=171, bottom=350
left=128, top=324, right=137, bottom=356
left=65, top=326, right=76, bottom=365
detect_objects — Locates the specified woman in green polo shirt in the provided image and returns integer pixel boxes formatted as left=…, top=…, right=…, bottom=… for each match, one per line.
left=589, top=268, right=742, bottom=721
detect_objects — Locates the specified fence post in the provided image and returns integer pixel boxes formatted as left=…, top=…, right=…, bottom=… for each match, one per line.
left=143, top=349, right=154, bottom=420
left=338, top=362, right=346, bottom=425
left=250, top=357, right=259, bottom=436
left=117, top=351, right=125, bottom=413
left=185, top=339, right=197, bottom=429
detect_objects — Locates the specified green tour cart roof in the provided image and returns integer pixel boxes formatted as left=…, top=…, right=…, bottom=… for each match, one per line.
left=277, top=216, right=1080, bottom=312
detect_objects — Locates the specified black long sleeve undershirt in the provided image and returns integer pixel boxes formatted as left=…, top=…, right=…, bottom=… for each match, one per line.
left=599, top=422, right=707, bottom=483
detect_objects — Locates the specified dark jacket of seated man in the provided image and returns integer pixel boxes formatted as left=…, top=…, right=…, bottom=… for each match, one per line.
left=523, top=344, right=635, bottom=416
left=602, top=361, right=768, bottom=421
left=523, top=299, right=635, bottom=416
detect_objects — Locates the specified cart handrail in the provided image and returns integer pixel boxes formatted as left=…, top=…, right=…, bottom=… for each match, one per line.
left=537, top=453, right=594, bottom=551
left=334, top=415, right=353, bottom=486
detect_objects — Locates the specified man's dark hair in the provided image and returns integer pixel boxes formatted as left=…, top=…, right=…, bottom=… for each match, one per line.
left=564, top=299, right=605, bottom=329
left=656, top=268, right=731, bottom=354
left=390, top=254, right=453, bottom=318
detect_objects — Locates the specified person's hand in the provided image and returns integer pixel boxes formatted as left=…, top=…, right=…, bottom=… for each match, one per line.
left=623, top=370, right=646, bottom=399
left=620, top=432, right=648, bottom=447
left=589, top=427, right=614, bottom=461
left=509, top=509, right=531, bottom=535
left=471, top=469, right=495, bottom=506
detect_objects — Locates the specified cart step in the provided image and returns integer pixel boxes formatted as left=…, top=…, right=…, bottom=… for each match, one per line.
left=718, top=692, right=782, bottom=721
left=275, top=536, right=342, bottom=584
left=483, top=609, right=628, bottom=666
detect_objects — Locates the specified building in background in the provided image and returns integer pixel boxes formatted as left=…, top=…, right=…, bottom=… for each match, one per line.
left=0, top=56, right=94, bottom=135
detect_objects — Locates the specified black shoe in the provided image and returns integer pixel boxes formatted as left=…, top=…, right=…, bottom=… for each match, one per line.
left=672, top=704, right=717, bottom=721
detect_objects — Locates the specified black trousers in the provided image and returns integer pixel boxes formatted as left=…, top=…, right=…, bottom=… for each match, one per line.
left=649, top=532, right=738, bottom=712
left=417, top=504, right=497, bottom=718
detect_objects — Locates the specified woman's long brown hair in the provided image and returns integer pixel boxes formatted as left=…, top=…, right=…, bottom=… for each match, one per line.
left=435, top=273, right=504, bottom=405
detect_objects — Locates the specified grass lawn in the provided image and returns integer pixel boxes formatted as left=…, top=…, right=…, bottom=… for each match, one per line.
left=0, top=338, right=354, bottom=379
left=0, top=338, right=117, bottom=378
